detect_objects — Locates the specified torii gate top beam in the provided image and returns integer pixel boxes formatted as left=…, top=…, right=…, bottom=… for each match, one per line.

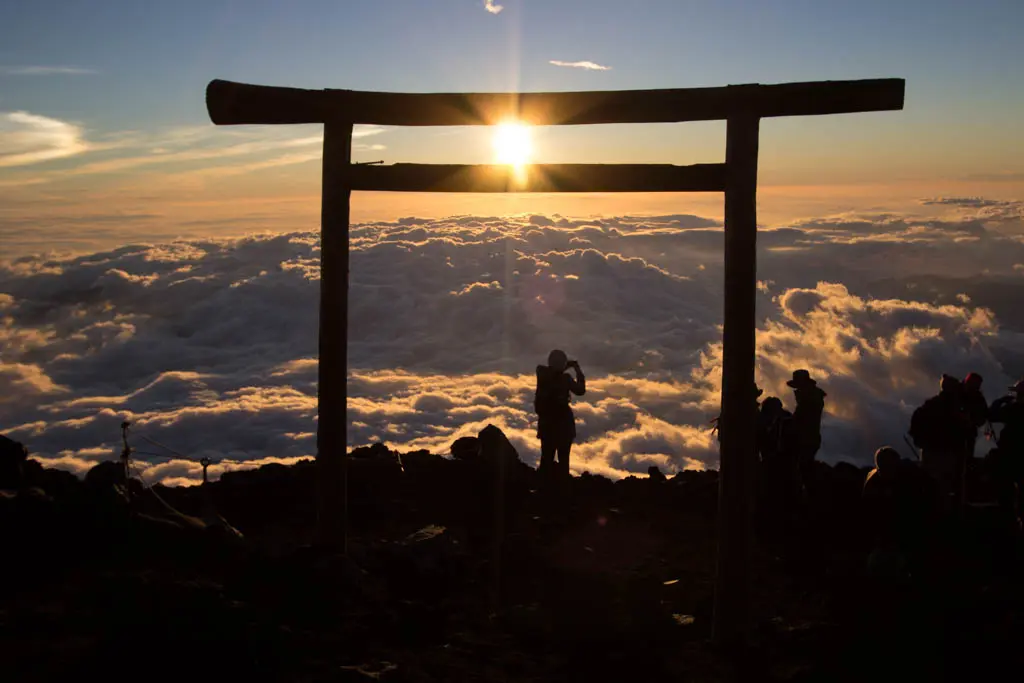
left=207, top=78, right=904, bottom=127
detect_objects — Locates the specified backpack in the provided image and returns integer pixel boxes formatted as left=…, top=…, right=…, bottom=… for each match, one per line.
left=909, top=402, right=933, bottom=449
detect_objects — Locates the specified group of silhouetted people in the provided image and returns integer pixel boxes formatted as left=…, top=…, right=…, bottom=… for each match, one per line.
left=904, top=372, right=1024, bottom=516
left=858, top=371, right=1024, bottom=579
left=534, top=351, right=1024, bottom=573
left=756, top=369, right=829, bottom=502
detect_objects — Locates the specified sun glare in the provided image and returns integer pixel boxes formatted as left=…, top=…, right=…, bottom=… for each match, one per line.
left=492, top=122, right=532, bottom=166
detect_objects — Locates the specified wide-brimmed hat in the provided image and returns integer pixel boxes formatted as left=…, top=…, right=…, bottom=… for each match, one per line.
left=786, top=369, right=817, bottom=389
left=1009, top=379, right=1024, bottom=393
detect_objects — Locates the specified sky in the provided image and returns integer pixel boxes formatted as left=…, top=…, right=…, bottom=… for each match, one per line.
left=2, top=0, right=1024, bottom=255
left=3, top=1, right=1024, bottom=483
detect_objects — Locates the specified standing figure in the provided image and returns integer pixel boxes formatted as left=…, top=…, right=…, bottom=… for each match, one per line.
left=988, top=379, right=1024, bottom=522
left=787, top=369, right=827, bottom=496
left=909, top=374, right=974, bottom=510
left=757, top=396, right=799, bottom=518
left=534, top=350, right=586, bottom=478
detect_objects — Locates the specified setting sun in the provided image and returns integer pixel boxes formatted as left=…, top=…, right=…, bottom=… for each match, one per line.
left=492, top=122, right=532, bottom=166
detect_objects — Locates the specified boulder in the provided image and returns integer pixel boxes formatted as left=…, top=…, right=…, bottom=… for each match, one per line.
left=450, top=436, right=480, bottom=461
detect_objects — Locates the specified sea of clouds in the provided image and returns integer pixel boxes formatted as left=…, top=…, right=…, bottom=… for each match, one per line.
left=3, top=197, right=1024, bottom=485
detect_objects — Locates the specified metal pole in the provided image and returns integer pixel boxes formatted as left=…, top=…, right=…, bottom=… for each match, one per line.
left=316, top=120, right=353, bottom=550
left=712, top=115, right=760, bottom=645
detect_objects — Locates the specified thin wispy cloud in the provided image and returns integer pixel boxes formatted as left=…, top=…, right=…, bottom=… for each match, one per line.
left=484, top=0, right=504, bottom=15
left=352, top=126, right=387, bottom=139
left=549, top=60, right=612, bottom=71
left=0, top=111, right=89, bottom=167
left=0, top=66, right=96, bottom=76
left=0, top=124, right=339, bottom=184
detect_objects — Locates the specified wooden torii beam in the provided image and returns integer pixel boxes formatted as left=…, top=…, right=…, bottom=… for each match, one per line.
left=205, top=77, right=905, bottom=642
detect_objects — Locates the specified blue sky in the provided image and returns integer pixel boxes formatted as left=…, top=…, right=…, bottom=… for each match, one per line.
left=1, top=0, right=1023, bottom=253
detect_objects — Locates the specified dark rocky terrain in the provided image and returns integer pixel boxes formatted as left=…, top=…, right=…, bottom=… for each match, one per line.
left=3, top=428, right=1024, bottom=682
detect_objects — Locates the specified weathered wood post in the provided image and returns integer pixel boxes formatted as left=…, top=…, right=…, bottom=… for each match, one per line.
left=713, top=115, right=761, bottom=644
left=316, top=121, right=354, bottom=549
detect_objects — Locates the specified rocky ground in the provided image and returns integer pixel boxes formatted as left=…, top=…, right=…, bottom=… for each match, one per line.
left=3, top=430, right=1024, bottom=682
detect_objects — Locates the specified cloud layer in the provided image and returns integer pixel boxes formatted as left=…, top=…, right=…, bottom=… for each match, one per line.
left=3, top=204, right=1024, bottom=484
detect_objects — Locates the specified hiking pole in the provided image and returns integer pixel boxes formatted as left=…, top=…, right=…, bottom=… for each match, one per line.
left=902, top=434, right=922, bottom=461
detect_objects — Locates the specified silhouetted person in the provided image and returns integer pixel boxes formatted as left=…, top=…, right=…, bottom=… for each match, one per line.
left=534, top=350, right=585, bottom=478
left=0, top=434, right=28, bottom=491
left=988, top=379, right=1024, bottom=521
left=757, top=396, right=799, bottom=522
left=787, top=369, right=827, bottom=496
left=863, top=446, right=934, bottom=577
left=961, top=372, right=989, bottom=505
left=757, top=396, right=792, bottom=464
left=910, top=374, right=973, bottom=510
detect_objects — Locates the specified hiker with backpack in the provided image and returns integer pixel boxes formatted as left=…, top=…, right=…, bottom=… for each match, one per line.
left=909, top=374, right=974, bottom=511
left=534, top=350, right=586, bottom=478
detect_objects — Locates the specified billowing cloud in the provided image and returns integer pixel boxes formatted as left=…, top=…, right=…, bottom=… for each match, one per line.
left=484, top=0, right=504, bottom=14
left=549, top=60, right=612, bottom=71
left=2, top=206, right=1024, bottom=485
left=0, top=111, right=89, bottom=167
left=0, top=66, right=95, bottom=76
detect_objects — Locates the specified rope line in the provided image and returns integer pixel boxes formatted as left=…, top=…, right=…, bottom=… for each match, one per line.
left=130, top=462, right=193, bottom=520
left=139, top=434, right=197, bottom=462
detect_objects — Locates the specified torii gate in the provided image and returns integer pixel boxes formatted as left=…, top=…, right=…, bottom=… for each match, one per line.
left=205, top=77, right=905, bottom=641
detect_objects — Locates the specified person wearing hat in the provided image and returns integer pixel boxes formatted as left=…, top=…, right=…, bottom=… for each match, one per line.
left=786, top=369, right=827, bottom=496
left=909, top=374, right=974, bottom=511
left=988, top=379, right=1024, bottom=521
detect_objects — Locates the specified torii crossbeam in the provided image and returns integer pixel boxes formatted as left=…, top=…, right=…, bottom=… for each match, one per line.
left=205, top=77, right=905, bottom=642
